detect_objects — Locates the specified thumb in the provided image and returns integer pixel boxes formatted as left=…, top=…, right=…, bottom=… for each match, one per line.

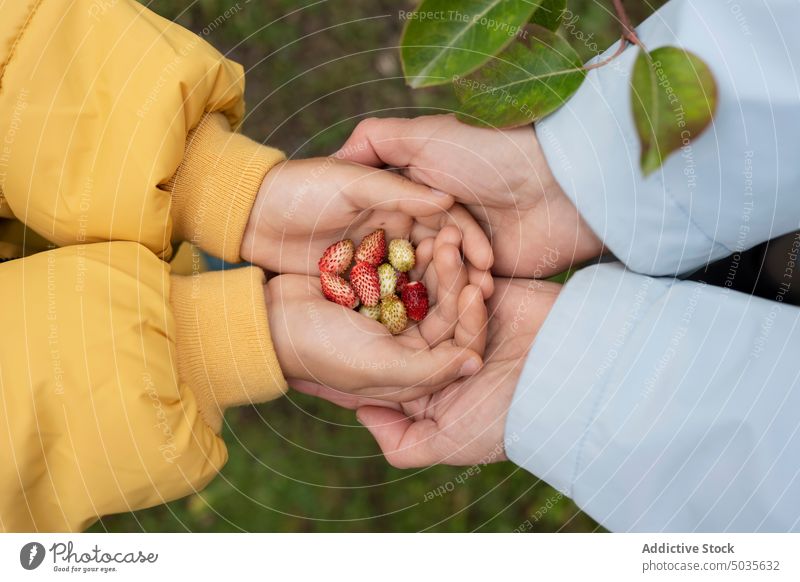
left=290, top=379, right=402, bottom=412
left=383, top=341, right=481, bottom=400
left=356, top=406, right=441, bottom=468
left=336, top=117, right=418, bottom=168
left=345, top=165, right=453, bottom=218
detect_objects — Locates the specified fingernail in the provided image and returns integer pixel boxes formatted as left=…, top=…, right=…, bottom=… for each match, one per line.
left=459, top=358, right=481, bottom=377
left=431, top=189, right=449, bottom=198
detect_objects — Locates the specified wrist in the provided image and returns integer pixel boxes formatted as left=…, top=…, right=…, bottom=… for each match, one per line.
left=530, top=127, right=605, bottom=271
left=262, top=276, right=302, bottom=382
left=241, top=161, right=283, bottom=265
left=547, top=185, right=605, bottom=264
left=500, top=279, right=561, bottom=459
left=167, top=112, right=285, bottom=264
left=529, top=280, right=562, bottom=339
left=171, top=267, right=288, bottom=433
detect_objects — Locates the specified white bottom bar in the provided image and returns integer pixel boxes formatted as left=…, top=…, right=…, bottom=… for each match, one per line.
left=1, top=533, right=797, bottom=581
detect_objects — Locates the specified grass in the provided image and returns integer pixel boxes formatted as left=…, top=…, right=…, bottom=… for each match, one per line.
left=92, top=401, right=598, bottom=532
left=90, top=0, right=664, bottom=533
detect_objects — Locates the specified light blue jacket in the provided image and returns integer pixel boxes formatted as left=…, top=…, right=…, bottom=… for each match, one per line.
left=506, top=0, right=800, bottom=532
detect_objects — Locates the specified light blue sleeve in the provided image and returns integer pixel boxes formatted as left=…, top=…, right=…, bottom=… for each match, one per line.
left=505, top=262, right=800, bottom=532
left=536, top=0, right=800, bottom=276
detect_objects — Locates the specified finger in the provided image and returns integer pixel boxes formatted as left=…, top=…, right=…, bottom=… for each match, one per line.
left=409, top=220, right=438, bottom=247
left=446, top=205, right=494, bottom=272
left=400, top=394, right=435, bottom=422
left=433, top=238, right=468, bottom=323
left=410, top=237, right=435, bottom=282
left=418, top=242, right=467, bottom=345
left=336, top=117, right=418, bottom=168
left=344, top=166, right=453, bottom=217
left=434, top=224, right=462, bottom=250
left=414, top=206, right=494, bottom=272
left=417, top=245, right=467, bottom=346
left=370, top=342, right=481, bottom=401
left=467, top=264, right=495, bottom=299
left=455, top=285, right=488, bottom=357
left=356, top=406, right=441, bottom=468
left=290, top=379, right=402, bottom=412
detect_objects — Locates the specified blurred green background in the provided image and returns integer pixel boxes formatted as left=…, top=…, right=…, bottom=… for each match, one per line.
left=90, top=0, right=664, bottom=533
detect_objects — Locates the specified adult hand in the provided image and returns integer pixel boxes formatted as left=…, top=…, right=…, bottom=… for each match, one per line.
left=336, top=115, right=604, bottom=278
left=294, top=277, right=560, bottom=467
left=240, top=157, right=494, bottom=283
left=265, top=227, right=488, bottom=402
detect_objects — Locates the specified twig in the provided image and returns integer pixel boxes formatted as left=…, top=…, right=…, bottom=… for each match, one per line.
left=583, top=1, right=648, bottom=72
left=612, top=0, right=646, bottom=50
left=583, top=35, right=628, bottom=71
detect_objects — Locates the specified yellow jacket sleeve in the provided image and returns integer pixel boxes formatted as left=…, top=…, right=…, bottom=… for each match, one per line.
left=0, top=242, right=286, bottom=531
left=0, top=0, right=284, bottom=262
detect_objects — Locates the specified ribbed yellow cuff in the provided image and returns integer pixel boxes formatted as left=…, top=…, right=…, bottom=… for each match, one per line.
left=169, top=266, right=288, bottom=433
left=166, top=112, right=286, bottom=263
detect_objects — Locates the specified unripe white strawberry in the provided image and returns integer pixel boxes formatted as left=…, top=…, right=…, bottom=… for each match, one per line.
left=379, top=296, right=407, bottom=335
left=377, top=263, right=398, bottom=297
left=359, top=304, right=381, bottom=321
left=388, top=239, right=415, bottom=272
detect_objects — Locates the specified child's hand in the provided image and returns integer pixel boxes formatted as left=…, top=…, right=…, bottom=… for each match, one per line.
left=265, top=227, right=488, bottom=401
left=240, top=158, right=493, bottom=285
left=408, top=226, right=488, bottom=354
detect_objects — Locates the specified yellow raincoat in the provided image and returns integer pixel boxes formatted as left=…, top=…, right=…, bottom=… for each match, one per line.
left=0, top=0, right=288, bottom=531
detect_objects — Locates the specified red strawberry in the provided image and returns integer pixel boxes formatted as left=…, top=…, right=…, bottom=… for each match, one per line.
left=401, top=281, right=429, bottom=321
left=318, top=239, right=354, bottom=274
left=350, top=262, right=380, bottom=307
left=355, top=229, right=386, bottom=265
left=396, top=272, right=409, bottom=294
left=320, top=271, right=359, bottom=309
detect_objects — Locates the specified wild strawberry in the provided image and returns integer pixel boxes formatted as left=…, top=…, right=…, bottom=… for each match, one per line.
left=359, top=304, right=381, bottom=321
left=377, top=263, right=398, bottom=297
left=320, top=271, right=359, bottom=309
left=318, top=239, right=354, bottom=274
left=380, top=296, right=407, bottom=335
left=355, top=229, right=386, bottom=265
left=401, top=281, right=429, bottom=321
left=350, top=262, right=380, bottom=307
left=388, top=239, right=415, bottom=272
left=396, top=272, right=409, bottom=294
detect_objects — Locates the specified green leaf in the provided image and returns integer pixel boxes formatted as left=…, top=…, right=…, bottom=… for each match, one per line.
left=631, top=46, right=718, bottom=175
left=400, top=0, right=543, bottom=88
left=531, top=0, right=566, bottom=31
left=453, top=25, right=585, bottom=128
